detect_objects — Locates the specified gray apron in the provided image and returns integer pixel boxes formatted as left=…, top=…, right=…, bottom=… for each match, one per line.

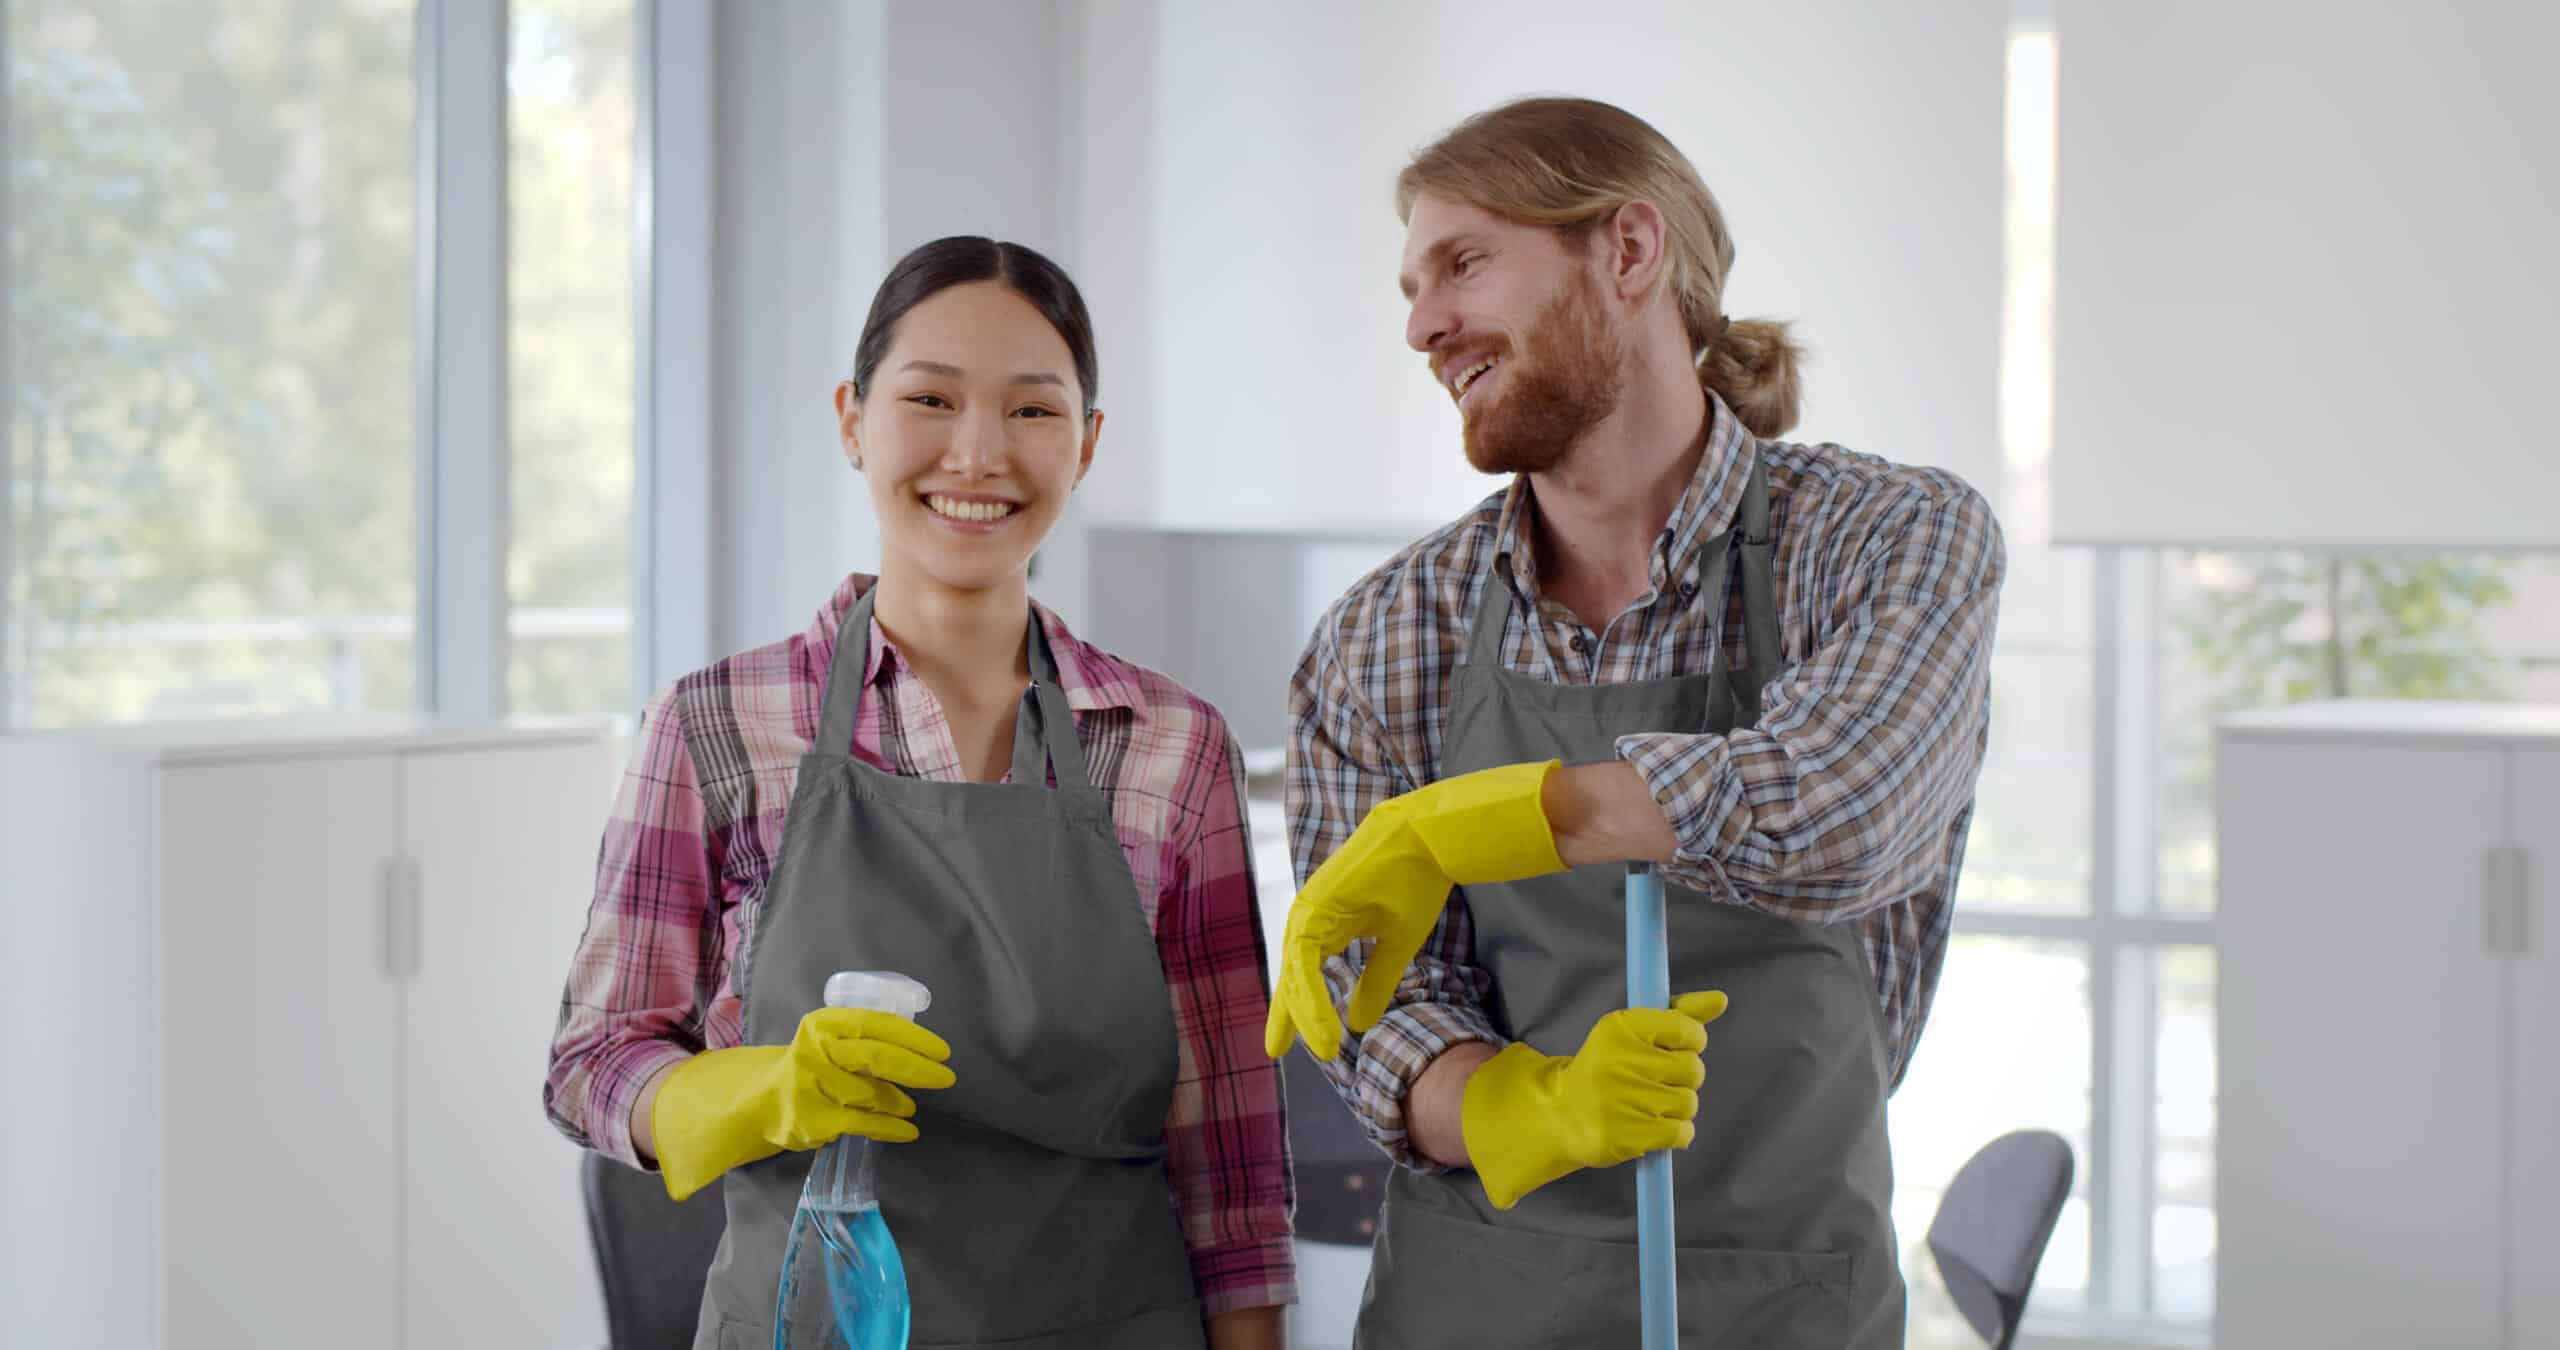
left=693, top=589, right=1207, bottom=1350
left=1355, top=449, right=1905, bottom=1348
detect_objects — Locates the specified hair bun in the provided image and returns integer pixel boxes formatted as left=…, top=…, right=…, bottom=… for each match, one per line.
left=1699, top=316, right=1805, bottom=439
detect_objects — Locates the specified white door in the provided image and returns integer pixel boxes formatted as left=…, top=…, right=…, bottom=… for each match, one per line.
left=2215, top=738, right=2506, bottom=1350
left=399, top=738, right=614, bottom=1349
left=2511, top=748, right=2560, bottom=1350
left=159, top=754, right=402, bottom=1350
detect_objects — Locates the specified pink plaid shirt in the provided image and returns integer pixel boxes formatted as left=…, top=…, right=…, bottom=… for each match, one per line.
left=545, top=573, right=1296, bottom=1316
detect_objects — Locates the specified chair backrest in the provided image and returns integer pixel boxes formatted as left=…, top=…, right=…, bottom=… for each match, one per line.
left=1926, top=1129, right=2076, bottom=1350
left=1280, top=1049, right=1394, bottom=1246
left=581, top=1151, right=729, bottom=1350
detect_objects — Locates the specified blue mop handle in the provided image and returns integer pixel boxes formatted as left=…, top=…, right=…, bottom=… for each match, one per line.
left=1625, top=863, right=1676, bottom=1350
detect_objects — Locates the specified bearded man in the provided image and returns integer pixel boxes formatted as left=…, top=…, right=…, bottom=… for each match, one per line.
left=1266, top=96, right=2008, bottom=1349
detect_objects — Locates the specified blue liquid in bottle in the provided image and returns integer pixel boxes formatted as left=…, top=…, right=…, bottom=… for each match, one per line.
left=774, top=971, right=927, bottom=1350
left=772, top=1167, right=908, bottom=1350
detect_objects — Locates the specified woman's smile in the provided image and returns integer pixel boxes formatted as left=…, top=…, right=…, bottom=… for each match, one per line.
left=919, top=490, right=1024, bottom=531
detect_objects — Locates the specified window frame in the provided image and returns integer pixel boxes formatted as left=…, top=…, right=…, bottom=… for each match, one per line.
left=414, top=0, right=509, bottom=723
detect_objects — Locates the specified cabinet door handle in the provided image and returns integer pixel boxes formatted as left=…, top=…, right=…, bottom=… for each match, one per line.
left=2484, top=845, right=2529, bottom=958
left=378, top=855, right=422, bottom=979
left=378, top=857, right=398, bottom=976
left=2514, top=848, right=2536, bottom=958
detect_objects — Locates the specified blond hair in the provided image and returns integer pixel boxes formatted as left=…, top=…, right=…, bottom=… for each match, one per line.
left=1397, top=97, right=1805, bottom=438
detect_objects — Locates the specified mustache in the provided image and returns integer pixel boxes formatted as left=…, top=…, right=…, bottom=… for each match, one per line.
left=1434, top=337, right=1515, bottom=385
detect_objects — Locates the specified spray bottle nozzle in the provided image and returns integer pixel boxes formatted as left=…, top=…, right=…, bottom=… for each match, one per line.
left=823, top=969, right=932, bottom=1019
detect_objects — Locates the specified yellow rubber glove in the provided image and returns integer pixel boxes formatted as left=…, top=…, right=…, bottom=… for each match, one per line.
left=651, top=1006, right=957, bottom=1202
left=1461, top=990, right=1729, bottom=1210
left=1265, top=760, right=1568, bottom=1062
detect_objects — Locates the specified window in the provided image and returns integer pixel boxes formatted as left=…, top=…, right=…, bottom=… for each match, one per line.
left=2153, top=549, right=2560, bottom=916
left=506, top=0, right=636, bottom=718
left=1220, top=16, right=2560, bottom=1336
left=4, top=0, right=419, bottom=726
left=2151, top=944, right=2214, bottom=1323
left=1891, top=17, right=2560, bottom=1347
left=3, top=0, right=643, bottom=732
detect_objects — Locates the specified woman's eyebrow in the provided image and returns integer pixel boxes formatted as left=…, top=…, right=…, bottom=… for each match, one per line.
left=899, top=359, right=1066, bottom=389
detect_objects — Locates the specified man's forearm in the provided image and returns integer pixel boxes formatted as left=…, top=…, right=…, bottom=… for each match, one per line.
left=1408, top=1041, right=1502, bottom=1168
left=1543, top=760, right=1679, bottom=868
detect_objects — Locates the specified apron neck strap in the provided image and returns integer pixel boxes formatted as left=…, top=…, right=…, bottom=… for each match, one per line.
left=814, top=586, right=1092, bottom=789
left=1730, top=446, right=1784, bottom=681
left=1465, top=555, right=1523, bottom=672
left=1011, top=616, right=1089, bottom=788
left=814, top=587, right=884, bottom=758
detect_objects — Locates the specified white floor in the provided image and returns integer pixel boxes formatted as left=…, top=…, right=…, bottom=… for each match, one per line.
left=1289, top=1239, right=1373, bottom=1350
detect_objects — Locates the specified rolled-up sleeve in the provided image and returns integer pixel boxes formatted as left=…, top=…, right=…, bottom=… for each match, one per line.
left=1617, top=487, right=2005, bottom=923
left=543, top=684, right=723, bottom=1170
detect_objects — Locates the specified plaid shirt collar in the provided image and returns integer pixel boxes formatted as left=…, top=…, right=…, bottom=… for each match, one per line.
left=1490, top=391, right=1759, bottom=606
left=798, top=573, right=1148, bottom=715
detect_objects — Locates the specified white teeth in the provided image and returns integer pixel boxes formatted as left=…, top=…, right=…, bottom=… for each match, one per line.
left=925, top=494, right=1019, bottom=523
left=1453, top=358, right=1497, bottom=397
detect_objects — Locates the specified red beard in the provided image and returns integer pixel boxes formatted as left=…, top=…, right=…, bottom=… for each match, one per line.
left=1461, top=271, right=1625, bottom=476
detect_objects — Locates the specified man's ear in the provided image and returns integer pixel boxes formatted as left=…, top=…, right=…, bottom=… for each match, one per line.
left=1604, top=199, right=1671, bottom=305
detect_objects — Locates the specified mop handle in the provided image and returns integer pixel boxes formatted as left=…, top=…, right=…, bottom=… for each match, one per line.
left=1625, top=863, right=1676, bottom=1350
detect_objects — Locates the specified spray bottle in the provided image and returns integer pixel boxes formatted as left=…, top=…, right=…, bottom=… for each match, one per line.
left=773, top=970, right=930, bottom=1350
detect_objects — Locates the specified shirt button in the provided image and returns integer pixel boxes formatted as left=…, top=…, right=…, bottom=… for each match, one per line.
left=1569, top=633, right=1589, bottom=654
left=1679, top=581, right=1700, bottom=600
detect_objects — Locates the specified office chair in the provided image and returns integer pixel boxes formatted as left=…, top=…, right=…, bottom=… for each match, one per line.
left=1926, top=1129, right=2076, bottom=1350
left=1282, top=1049, right=1394, bottom=1245
left=581, top=1151, right=728, bottom=1350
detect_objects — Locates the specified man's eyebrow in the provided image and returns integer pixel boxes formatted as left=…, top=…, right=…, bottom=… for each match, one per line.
left=1398, top=236, right=1471, bottom=301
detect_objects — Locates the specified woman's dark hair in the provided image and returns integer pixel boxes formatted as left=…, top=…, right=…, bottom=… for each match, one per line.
left=849, top=236, right=1100, bottom=416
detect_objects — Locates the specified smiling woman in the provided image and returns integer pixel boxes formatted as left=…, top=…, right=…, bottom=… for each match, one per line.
left=830, top=244, right=1108, bottom=784
left=544, top=236, right=1296, bottom=1349
left=835, top=242, right=1100, bottom=703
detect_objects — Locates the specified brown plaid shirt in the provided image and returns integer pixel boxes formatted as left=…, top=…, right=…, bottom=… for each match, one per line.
left=1285, top=394, right=2005, bottom=1168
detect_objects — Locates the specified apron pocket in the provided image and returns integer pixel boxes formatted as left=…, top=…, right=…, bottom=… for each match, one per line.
left=912, top=1297, right=1206, bottom=1350
left=722, top=1290, right=1206, bottom=1350
left=1355, top=1195, right=1586, bottom=1347
left=1357, top=1189, right=1853, bottom=1350
left=1674, top=1244, right=1852, bottom=1349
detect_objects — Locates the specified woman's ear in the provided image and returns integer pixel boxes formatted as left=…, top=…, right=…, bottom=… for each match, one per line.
left=1075, top=408, right=1105, bottom=488
left=835, top=381, right=865, bottom=470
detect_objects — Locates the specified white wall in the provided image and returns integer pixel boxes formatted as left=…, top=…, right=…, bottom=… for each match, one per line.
left=704, top=1, right=875, bottom=656
left=880, top=3, right=1067, bottom=255
left=1059, top=1, right=1168, bottom=568
left=695, top=1, right=1083, bottom=656
left=2051, top=0, right=2560, bottom=549
left=1063, top=0, right=2008, bottom=760
left=1082, top=525, right=1420, bottom=753
left=688, top=1, right=2011, bottom=667
left=1071, top=0, right=2011, bottom=534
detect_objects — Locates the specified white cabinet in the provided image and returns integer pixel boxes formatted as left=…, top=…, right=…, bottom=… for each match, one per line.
left=2, top=719, right=617, bottom=1350
left=2216, top=701, right=2560, bottom=1350
left=159, top=754, right=406, bottom=1347
left=2512, top=748, right=2560, bottom=1350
